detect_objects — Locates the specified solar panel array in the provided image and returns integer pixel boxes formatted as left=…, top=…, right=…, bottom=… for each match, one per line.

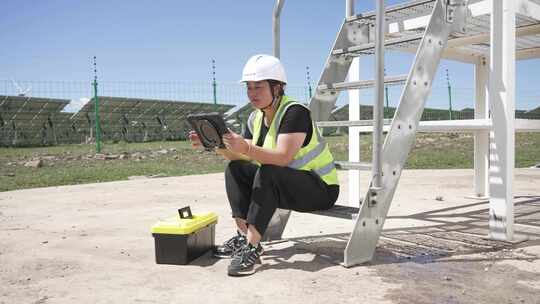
left=525, top=106, right=540, bottom=117
left=51, top=112, right=84, bottom=144
left=0, top=95, right=69, bottom=146
left=225, top=103, right=254, bottom=133
left=72, top=96, right=234, bottom=143
left=0, top=95, right=234, bottom=147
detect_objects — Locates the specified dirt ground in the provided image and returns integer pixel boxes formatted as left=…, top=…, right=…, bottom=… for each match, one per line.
left=1, top=169, right=539, bottom=304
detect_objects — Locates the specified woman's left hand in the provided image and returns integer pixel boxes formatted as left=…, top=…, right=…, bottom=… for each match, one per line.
left=222, top=130, right=249, bottom=155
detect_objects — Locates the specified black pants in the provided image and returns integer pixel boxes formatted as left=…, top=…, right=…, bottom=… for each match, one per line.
left=225, top=160, right=339, bottom=235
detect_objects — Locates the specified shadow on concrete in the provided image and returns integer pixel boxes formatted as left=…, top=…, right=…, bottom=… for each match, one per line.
left=260, top=195, right=540, bottom=272
left=190, top=251, right=220, bottom=267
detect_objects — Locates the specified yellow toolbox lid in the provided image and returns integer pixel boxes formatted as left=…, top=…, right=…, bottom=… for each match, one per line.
left=151, top=212, right=218, bottom=235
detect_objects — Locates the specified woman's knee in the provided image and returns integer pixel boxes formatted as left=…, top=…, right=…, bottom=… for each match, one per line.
left=257, top=164, right=281, bottom=179
left=227, top=160, right=246, bottom=171
left=253, top=164, right=283, bottom=190
left=225, top=160, right=249, bottom=179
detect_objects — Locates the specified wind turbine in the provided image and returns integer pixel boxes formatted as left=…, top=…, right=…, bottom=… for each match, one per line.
left=11, top=80, right=31, bottom=97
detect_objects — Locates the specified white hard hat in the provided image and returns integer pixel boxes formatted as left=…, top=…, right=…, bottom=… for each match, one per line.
left=240, top=54, right=287, bottom=84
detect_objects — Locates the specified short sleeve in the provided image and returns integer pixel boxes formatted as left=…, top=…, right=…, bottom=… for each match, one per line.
left=278, top=105, right=313, bottom=146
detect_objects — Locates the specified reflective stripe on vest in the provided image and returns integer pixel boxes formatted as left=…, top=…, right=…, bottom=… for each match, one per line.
left=247, top=111, right=257, bottom=136
left=249, top=96, right=338, bottom=185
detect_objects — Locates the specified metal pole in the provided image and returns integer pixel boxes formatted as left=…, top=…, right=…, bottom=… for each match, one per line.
left=93, top=56, right=101, bottom=153
left=212, top=59, right=217, bottom=105
left=346, top=0, right=354, bottom=18
left=372, top=0, right=385, bottom=189
left=446, top=69, right=453, bottom=120
left=384, top=68, right=389, bottom=118
left=346, top=0, right=362, bottom=208
left=273, top=0, right=285, bottom=58
left=306, top=66, right=312, bottom=99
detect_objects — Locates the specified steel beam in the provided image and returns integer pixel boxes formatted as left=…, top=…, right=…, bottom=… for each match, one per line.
left=488, top=0, right=515, bottom=241
left=373, top=0, right=386, bottom=189
left=517, top=47, right=540, bottom=60
left=447, top=24, right=540, bottom=48
left=474, top=57, right=489, bottom=198
left=515, top=119, right=540, bottom=132
left=330, top=119, right=540, bottom=133
left=348, top=58, right=362, bottom=208
left=346, top=0, right=361, bottom=210
left=517, top=0, right=540, bottom=21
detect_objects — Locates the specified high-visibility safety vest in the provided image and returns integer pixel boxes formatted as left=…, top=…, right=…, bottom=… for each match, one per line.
left=247, top=96, right=339, bottom=186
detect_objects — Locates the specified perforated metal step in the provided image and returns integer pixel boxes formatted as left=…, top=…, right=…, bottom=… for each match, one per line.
left=308, top=204, right=360, bottom=219
left=335, top=161, right=372, bottom=171
left=318, top=74, right=407, bottom=91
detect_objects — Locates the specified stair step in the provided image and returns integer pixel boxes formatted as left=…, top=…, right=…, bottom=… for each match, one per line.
left=316, top=119, right=392, bottom=128
left=318, top=74, right=407, bottom=92
left=308, top=204, right=360, bottom=219
left=335, top=161, right=372, bottom=171
left=346, top=0, right=436, bottom=23
left=333, top=33, right=423, bottom=55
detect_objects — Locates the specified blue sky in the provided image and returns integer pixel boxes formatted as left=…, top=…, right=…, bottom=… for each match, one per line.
left=1, top=0, right=539, bottom=110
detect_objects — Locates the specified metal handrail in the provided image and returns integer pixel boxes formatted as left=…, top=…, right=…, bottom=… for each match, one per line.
left=273, top=0, right=285, bottom=58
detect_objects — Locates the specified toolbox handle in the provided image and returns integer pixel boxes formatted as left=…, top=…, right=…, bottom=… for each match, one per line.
left=178, top=206, right=193, bottom=219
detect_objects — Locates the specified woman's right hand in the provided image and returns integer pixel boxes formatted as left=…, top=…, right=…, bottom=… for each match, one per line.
left=188, top=130, right=202, bottom=148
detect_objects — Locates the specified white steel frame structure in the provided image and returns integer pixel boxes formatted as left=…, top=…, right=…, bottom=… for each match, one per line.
left=268, top=0, right=540, bottom=267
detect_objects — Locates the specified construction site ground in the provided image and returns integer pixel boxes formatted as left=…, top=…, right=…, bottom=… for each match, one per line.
left=1, top=169, right=539, bottom=304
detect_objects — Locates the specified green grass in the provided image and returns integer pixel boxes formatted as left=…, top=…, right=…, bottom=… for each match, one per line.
left=1, top=133, right=539, bottom=192
left=0, top=141, right=227, bottom=192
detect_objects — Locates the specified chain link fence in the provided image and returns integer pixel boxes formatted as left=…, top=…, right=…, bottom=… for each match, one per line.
left=1, top=80, right=312, bottom=112
left=1, top=80, right=538, bottom=147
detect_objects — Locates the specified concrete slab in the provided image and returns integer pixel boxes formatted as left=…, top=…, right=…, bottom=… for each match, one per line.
left=0, top=169, right=539, bottom=304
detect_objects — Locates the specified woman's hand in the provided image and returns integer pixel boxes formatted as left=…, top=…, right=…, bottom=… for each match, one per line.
left=188, top=130, right=202, bottom=149
left=223, top=130, right=250, bottom=155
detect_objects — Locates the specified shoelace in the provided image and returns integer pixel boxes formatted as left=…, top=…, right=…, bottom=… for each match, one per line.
left=225, top=234, right=244, bottom=249
left=233, top=245, right=257, bottom=264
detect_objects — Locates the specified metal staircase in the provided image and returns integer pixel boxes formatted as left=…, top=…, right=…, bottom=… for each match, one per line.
left=340, top=0, right=469, bottom=267
left=263, top=0, right=470, bottom=267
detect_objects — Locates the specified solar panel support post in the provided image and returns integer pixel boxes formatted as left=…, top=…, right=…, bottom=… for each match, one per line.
left=212, top=59, right=217, bottom=105
left=446, top=69, right=453, bottom=120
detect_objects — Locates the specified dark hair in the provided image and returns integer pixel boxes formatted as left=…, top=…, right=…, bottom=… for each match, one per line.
left=267, top=80, right=285, bottom=97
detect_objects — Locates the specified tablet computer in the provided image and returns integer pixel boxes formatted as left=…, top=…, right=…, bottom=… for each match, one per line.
left=187, top=113, right=229, bottom=149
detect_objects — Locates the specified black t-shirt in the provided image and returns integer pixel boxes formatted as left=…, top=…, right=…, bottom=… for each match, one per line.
left=243, top=105, right=313, bottom=147
left=243, top=104, right=340, bottom=194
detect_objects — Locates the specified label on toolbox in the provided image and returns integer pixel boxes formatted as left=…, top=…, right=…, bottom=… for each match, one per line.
left=151, top=212, right=218, bottom=235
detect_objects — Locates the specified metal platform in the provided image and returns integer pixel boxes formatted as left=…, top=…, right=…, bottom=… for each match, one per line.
left=342, top=0, right=540, bottom=63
